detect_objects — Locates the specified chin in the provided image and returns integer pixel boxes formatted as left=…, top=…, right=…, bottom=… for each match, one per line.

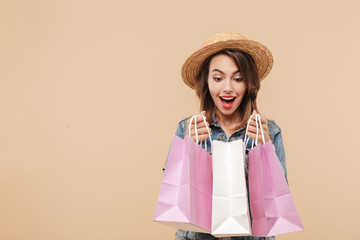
left=216, top=108, right=238, bottom=117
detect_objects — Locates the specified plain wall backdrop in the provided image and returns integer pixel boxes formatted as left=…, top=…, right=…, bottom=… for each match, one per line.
left=1, top=0, right=359, bottom=239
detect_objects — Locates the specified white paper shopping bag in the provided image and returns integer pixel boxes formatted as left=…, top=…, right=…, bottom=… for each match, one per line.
left=211, top=139, right=252, bottom=237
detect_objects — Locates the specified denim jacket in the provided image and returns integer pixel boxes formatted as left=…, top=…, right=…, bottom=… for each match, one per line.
left=163, top=116, right=288, bottom=240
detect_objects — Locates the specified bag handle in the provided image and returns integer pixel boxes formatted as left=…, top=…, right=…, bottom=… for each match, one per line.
left=244, top=113, right=266, bottom=151
left=188, top=115, right=198, bottom=142
left=201, top=114, right=212, bottom=151
left=187, top=114, right=212, bottom=151
left=255, top=114, right=265, bottom=145
left=244, top=112, right=256, bottom=148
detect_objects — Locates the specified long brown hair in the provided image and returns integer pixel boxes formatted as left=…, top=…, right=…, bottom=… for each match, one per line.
left=195, top=49, right=260, bottom=131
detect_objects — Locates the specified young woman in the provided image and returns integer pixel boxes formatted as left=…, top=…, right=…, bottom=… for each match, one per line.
left=165, top=32, right=287, bottom=240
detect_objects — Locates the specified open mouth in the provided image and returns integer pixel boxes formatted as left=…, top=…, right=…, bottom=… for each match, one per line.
left=220, top=96, right=236, bottom=108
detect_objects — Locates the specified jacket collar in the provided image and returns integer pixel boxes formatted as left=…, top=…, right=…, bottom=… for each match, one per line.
left=210, top=115, right=247, bottom=133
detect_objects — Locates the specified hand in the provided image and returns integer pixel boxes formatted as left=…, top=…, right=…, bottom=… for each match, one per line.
left=247, top=110, right=271, bottom=144
left=185, top=112, right=211, bottom=142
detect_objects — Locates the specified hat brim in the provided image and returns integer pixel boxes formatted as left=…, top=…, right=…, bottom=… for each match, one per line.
left=181, top=39, right=274, bottom=89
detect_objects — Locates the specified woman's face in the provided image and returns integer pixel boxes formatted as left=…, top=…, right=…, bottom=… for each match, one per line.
left=207, top=54, right=246, bottom=120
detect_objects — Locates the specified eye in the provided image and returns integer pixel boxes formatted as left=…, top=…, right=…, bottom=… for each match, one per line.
left=234, top=77, right=243, bottom=82
left=213, top=77, right=222, bottom=82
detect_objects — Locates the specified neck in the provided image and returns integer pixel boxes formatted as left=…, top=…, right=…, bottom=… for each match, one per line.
left=216, top=110, right=242, bottom=130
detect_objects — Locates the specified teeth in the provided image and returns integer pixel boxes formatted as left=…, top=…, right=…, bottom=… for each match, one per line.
left=221, top=97, right=235, bottom=100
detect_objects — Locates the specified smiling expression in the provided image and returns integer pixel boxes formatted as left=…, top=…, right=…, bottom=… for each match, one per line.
left=207, top=54, right=246, bottom=120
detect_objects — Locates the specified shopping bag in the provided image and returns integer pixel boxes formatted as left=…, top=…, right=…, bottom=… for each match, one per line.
left=247, top=114, right=304, bottom=237
left=153, top=115, right=213, bottom=233
left=211, top=138, right=252, bottom=237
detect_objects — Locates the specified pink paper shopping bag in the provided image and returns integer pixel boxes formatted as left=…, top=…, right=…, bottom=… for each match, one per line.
left=247, top=114, right=304, bottom=237
left=153, top=115, right=213, bottom=233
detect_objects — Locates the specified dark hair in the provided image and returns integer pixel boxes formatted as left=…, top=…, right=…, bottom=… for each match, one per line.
left=195, top=49, right=260, bottom=131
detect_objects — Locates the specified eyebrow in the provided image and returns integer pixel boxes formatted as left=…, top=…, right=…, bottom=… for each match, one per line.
left=211, top=69, right=240, bottom=75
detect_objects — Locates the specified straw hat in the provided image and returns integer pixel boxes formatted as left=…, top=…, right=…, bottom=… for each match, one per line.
left=181, top=32, right=274, bottom=89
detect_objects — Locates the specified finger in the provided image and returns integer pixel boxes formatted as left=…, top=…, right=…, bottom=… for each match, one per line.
left=188, top=123, right=210, bottom=133
left=190, top=127, right=211, bottom=137
left=247, top=125, right=269, bottom=136
left=191, top=135, right=210, bottom=142
left=247, top=133, right=264, bottom=143
left=249, top=118, right=268, bottom=130
left=249, top=115, right=267, bottom=124
left=249, top=114, right=256, bottom=123
left=187, top=117, right=201, bottom=129
left=247, top=132, right=259, bottom=139
left=249, top=119, right=257, bottom=127
left=247, top=126, right=268, bottom=138
left=197, top=126, right=211, bottom=135
left=247, top=126, right=262, bottom=136
left=187, top=116, right=207, bottom=127
left=190, top=132, right=211, bottom=141
left=247, top=132, right=260, bottom=140
left=249, top=117, right=266, bottom=125
left=248, top=124, right=256, bottom=131
left=247, top=129, right=264, bottom=139
left=197, top=134, right=210, bottom=141
left=192, top=121, right=210, bottom=129
left=257, top=115, right=268, bottom=124
left=190, top=118, right=210, bottom=129
left=193, top=113, right=206, bottom=121
left=248, top=123, right=268, bottom=132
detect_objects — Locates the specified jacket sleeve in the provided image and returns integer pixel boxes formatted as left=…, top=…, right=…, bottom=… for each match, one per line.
left=162, top=119, right=188, bottom=172
left=272, top=130, right=288, bottom=183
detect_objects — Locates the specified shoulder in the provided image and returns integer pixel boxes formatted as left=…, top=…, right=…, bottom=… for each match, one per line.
left=178, top=116, right=191, bottom=126
left=177, top=116, right=192, bottom=129
left=267, top=119, right=282, bottom=138
left=174, top=116, right=192, bottom=139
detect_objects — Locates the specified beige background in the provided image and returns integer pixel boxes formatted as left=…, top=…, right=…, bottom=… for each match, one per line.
left=1, top=0, right=360, bottom=239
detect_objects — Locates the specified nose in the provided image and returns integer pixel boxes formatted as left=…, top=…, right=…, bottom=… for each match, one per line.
left=223, top=79, right=233, bottom=94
